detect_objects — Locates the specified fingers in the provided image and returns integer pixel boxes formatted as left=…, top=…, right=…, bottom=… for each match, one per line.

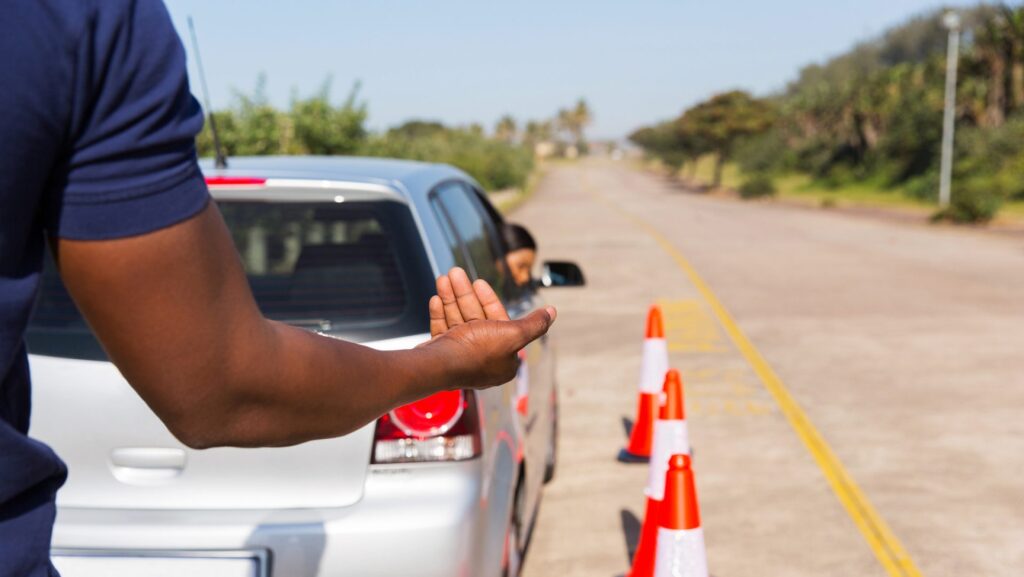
left=434, top=268, right=515, bottom=336
left=449, top=267, right=487, bottom=322
left=436, top=272, right=465, bottom=328
left=429, top=295, right=446, bottom=338
left=509, top=307, right=557, bottom=348
left=473, top=279, right=510, bottom=321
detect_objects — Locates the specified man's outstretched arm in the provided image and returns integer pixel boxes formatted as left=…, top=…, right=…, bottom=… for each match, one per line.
left=54, top=202, right=554, bottom=450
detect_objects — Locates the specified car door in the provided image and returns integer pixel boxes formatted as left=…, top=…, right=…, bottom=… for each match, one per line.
left=430, top=181, right=554, bottom=530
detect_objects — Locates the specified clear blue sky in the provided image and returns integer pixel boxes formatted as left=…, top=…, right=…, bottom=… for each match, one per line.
left=164, top=0, right=959, bottom=140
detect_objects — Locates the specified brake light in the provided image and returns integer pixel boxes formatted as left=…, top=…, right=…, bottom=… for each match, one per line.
left=391, top=389, right=463, bottom=437
left=372, top=390, right=482, bottom=464
left=204, top=176, right=267, bottom=187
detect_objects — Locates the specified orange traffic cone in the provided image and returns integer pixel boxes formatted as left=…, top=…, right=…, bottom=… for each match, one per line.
left=653, top=454, right=708, bottom=577
left=628, top=370, right=689, bottom=577
left=619, top=305, right=669, bottom=463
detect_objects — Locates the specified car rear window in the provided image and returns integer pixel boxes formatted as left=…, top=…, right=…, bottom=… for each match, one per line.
left=27, top=200, right=435, bottom=361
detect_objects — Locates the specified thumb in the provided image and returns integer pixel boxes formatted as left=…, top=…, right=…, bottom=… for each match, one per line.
left=509, top=306, right=557, bottom=347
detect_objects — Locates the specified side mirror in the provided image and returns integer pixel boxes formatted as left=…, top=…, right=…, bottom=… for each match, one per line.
left=540, top=261, right=586, bottom=288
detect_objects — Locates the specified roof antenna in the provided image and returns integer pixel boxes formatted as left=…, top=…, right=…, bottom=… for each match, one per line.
left=187, top=16, right=227, bottom=169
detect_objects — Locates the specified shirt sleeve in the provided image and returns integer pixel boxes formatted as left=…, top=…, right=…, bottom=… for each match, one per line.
left=51, top=0, right=209, bottom=240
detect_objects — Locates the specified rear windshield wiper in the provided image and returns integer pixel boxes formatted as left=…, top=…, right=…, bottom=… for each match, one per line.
left=278, top=318, right=333, bottom=331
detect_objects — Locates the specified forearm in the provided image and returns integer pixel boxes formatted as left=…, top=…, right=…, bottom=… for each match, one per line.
left=202, top=320, right=446, bottom=449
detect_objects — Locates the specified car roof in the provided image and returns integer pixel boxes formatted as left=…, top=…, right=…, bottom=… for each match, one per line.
left=198, top=155, right=475, bottom=200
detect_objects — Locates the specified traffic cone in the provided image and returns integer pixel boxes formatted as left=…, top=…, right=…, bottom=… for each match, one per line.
left=619, top=305, right=669, bottom=463
left=628, top=370, right=689, bottom=577
left=653, top=454, right=708, bottom=577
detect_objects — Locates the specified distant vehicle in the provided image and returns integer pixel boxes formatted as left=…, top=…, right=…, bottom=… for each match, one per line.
left=28, top=156, right=585, bottom=577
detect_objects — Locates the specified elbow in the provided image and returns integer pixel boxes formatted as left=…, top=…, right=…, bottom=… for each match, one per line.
left=164, top=412, right=229, bottom=450
left=160, top=392, right=291, bottom=450
left=156, top=387, right=259, bottom=450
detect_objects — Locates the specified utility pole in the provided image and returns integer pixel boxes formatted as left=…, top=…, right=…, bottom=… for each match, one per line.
left=939, top=11, right=961, bottom=208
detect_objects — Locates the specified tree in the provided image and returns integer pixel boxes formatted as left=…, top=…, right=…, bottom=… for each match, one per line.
left=1001, top=6, right=1024, bottom=111
left=234, top=77, right=285, bottom=156
left=494, top=115, right=517, bottom=143
left=629, top=120, right=706, bottom=174
left=555, top=98, right=593, bottom=151
left=523, top=120, right=553, bottom=148
left=290, top=78, right=368, bottom=155
left=976, top=13, right=1009, bottom=128
left=387, top=120, right=446, bottom=139
left=678, top=91, right=775, bottom=187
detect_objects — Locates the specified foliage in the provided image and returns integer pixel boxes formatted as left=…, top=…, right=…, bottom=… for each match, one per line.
left=196, top=77, right=552, bottom=190
left=289, top=79, right=367, bottom=155
left=738, top=174, right=777, bottom=199
left=679, top=91, right=774, bottom=186
left=733, top=129, right=791, bottom=174
left=629, top=121, right=693, bottom=170
left=629, top=4, right=1024, bottom=222
left=360, top=122, right=534, bottom=190
left=197, top=75, right=365, bottom=157
left=933, top=179, right=1004, bottom=223
left=556, top=99, right=593, bottom=150
left=494, top=115, right=518, bottom=143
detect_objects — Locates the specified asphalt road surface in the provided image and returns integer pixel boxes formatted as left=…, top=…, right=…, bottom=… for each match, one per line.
left=514, top=159, right=1024, bottom=577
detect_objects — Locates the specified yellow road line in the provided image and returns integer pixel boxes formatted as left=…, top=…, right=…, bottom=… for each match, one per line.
left=584, top=178, right=924, bottom=577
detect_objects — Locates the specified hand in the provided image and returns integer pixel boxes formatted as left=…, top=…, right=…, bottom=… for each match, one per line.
left=421, top=268, right=556, bottom=390
left=428, top=267, right=511, bottom=336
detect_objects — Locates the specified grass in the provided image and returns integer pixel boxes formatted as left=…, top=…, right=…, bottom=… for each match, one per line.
left=772, top=173, right=931, bottom=211
left=673, top=156, right=1024, bottom=225
left=1000, top=201, right=1024, bottom=217
left=774, top=173, right=1024, bottom=224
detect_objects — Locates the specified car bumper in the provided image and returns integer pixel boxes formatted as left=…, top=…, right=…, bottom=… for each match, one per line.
left=52, top=459, right=492, bottom=577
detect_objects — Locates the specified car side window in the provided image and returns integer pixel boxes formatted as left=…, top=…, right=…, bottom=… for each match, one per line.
left=430, top=197, right=472, bottom=274
left=432, top=182, right=505, bottom=298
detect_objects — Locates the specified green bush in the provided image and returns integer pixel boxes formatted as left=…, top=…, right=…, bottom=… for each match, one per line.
left=932, top=179, right=1004, bottom=224
left=738, top=174, right=777, bottom=199
left=359, top=126, right=534, bottom=191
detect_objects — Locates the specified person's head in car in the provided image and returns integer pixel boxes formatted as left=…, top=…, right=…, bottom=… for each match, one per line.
left=501, top=223, right=537, bottom=288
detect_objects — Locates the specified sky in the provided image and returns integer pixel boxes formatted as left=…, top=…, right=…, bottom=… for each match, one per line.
left=163, top=0, right=961, bottom=140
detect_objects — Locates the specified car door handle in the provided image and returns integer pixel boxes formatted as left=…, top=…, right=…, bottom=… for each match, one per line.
left=110, top=447, right=187, bottom=485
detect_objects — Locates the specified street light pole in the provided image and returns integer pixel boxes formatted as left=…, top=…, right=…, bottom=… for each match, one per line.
left=939, top=11, right=962, bottom=208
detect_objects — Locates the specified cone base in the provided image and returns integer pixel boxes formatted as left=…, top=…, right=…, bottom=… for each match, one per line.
left=622, top=392, right=659, bottom=462
left=617, top=448, right=651, bottom=464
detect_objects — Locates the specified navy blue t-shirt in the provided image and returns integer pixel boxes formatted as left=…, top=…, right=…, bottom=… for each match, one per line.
left=0, top=1, right=209, bottom=574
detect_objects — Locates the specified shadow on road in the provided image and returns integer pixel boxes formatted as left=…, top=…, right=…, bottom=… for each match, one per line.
left=621, top=416, right=633, bottom=440
left=620, top=508, right=641, bottom=566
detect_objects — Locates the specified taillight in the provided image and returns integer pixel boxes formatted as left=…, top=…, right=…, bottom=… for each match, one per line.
left=372, top=390, right=482, bottom=464
left=204, top=176, right=267, bottom=187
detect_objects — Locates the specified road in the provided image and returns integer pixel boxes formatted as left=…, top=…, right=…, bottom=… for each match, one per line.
left=514, top=159, right=1024, bottom=577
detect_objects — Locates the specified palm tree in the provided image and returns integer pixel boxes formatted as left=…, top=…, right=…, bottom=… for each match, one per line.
left=571, top=98, right=593, bottom=142
left=976, top=13, right=1010, bottom=127
left=524, top=120, right=552, bottom=146
left=552, top=99, right=594, bottom=150
left=555, top=107, right=574, bottom=142
left=494, top=114, right=517, bottom=143
left=1001, top=6, right=1024, bottom=111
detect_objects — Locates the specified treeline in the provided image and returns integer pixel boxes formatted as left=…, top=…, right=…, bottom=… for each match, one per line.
left=196, top=76, right=592, bottom=191
left=630, top=4, right=1024, bottom=222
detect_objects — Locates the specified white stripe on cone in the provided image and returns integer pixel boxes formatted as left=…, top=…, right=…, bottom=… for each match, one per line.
left=653, top=527, right=708, bottom=577
left=645, top=420, right=690, bottom=500
left=638, top=338, right=669, bottom=394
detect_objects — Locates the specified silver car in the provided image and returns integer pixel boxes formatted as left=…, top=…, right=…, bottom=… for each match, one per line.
left=27, top=157, right=583, bottom=577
